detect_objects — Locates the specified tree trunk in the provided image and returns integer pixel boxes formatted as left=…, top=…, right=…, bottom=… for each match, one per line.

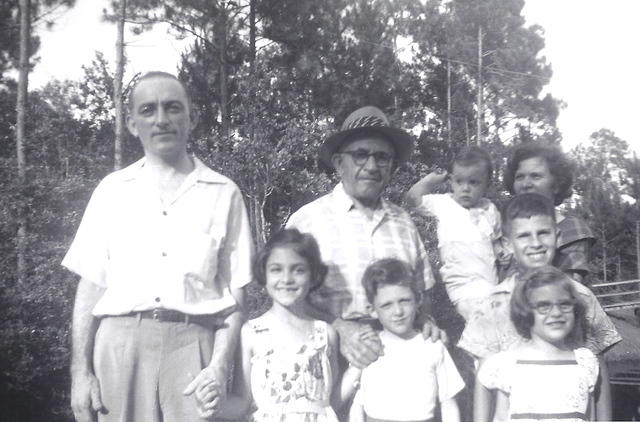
left=447, top=60, right=452, bottom=144
left=476, top=25, right=483, bottom=144
left=218, top=1, right=229, bottom=139
left=114, top=0, right=126, bottom=170
left=601, top=224, right=608, bottom=283
left=252, top=194, right=266, bottom=248
left=16, top=0, right=30, bottom=284
left=464, top=119, right=470, bottom=145
left=248, top=0, right=256, bottom=142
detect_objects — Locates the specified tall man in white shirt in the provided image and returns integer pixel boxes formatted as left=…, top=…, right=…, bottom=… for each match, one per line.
left=64, top=72, right=253, bottom=422
left=287, top=106, right=442, bottom=369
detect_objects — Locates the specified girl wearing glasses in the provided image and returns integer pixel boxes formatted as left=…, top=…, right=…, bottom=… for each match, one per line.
left=476, top=266, right=599, bottom=422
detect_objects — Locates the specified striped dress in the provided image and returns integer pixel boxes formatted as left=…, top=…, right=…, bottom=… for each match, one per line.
left=478, top=348, right=599, bottom=421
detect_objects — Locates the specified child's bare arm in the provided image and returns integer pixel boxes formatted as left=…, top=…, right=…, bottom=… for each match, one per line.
left=335, top=365, right=362, bottom=409
left=595, top=356, right=612, bottom=421
left=348, top=391, right=365, bottom=422
left=405, top=170, right=448, bottom=207
left=473, top=360, right=494, bottom=422
left=326, top=323, right=355, bottom=411
left=216, top=323, right=253, bottom=419
left=440, top=397, right=460, bottom=422
left=493, top=390, right=509, bottom=422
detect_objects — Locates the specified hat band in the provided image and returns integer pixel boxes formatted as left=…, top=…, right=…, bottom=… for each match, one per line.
left=346, top=115, right=386, bottom=130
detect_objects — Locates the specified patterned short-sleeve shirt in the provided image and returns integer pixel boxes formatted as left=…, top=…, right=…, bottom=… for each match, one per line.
left=287, top=183, right=435, bottom=320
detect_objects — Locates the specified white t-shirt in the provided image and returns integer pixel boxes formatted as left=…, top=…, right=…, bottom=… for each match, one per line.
left=420, top=193, right=501, bottom=304
left=360, top=331, right=465, bottom=421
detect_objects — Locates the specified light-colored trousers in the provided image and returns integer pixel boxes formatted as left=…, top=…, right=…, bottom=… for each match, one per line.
left=94, top=316, right=215, bottom=422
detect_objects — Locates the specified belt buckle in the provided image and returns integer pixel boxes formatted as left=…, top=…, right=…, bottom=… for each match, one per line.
left=152, top=308, right=161, bottom=321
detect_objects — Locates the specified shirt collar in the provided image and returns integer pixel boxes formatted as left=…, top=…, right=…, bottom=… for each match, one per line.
left=447, top=193, right=491, bottom=212
left=331, top=182, right=398, bottom=217
left=120, top=156, right=227, bottom=185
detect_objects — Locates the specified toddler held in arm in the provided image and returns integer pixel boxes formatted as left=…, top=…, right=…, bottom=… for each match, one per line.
left=406, top=146, right=508, bottom=319
left=339, top=258, right=464, bottom=422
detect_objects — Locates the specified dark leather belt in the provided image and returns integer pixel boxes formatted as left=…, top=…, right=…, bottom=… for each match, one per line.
left=127, top=309, right=219, bottom=327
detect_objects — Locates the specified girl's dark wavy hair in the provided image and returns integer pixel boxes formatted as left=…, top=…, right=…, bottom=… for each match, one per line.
left=253, top=228, right=328, bottom=291
left=511, top=265, right=587, bottom=347
left=504, top=142, right=575, bottom=205
left=361, top=258, right=421, bottom=304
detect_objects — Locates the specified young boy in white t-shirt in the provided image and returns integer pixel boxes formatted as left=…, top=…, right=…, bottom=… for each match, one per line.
left=339, top=258, right=464, bottom=422
left=406, top=146, right=507, bottom=319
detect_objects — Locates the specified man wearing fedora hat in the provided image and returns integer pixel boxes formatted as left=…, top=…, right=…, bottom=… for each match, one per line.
left=287, top=106, right=441, bottom=369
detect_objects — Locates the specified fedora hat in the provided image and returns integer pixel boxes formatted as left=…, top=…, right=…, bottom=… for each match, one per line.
left=319, top=106, right=414, bottom=168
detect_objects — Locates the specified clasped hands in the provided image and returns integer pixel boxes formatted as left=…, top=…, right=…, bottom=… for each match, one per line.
left=183, top=365, right=227, bottom=420
left=333, top=317, right=447, bottom=369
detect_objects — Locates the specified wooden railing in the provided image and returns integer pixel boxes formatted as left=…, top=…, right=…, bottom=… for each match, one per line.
left=592, top=279, right=640, bottom=311
left=609, top=367, right=640, bottom=386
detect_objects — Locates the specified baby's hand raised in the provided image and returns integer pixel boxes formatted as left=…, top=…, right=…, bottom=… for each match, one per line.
left=423, top=168, right=448, bottom=184
left=405, top=168, right=448, bottom=206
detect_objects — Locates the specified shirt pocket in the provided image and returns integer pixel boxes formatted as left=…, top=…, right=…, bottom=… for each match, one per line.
left=177, top=228, right=225, bottom=303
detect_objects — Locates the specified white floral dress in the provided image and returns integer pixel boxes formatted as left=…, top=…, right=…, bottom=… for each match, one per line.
left=248, top=318, right=338, bottom=422
left=478, top=347, right=599, bottom=422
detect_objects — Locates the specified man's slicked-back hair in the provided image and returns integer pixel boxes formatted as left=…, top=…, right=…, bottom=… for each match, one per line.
left=504, top=141, right=575, bottom=205
left=502, top=192, right=556, bottom=236
left=510, top=265, right=587, bottom=345
left=127, top=71, right=192, bottom=112
left=452, top=145, right=493, bottom=181
left=361, top=258, right=421, bottom=304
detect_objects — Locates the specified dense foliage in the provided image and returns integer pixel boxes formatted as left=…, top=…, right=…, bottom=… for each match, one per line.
left=0, top=0, right=637, bottom=420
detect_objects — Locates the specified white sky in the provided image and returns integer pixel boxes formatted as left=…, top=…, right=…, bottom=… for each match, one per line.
left=31, top=0, right=190, bottom=85
left=522, top=0, right=640, bottom=153
left=31, top=0, right=640, bottom=153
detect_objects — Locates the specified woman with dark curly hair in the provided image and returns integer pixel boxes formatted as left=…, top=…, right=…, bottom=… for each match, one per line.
left=504, top=142, right=595, bottom=282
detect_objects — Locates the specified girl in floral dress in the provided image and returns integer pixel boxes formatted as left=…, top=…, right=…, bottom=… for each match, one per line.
left=476, top=266, right=600, bottom=422
left=219, top=228, right=340, bottom=422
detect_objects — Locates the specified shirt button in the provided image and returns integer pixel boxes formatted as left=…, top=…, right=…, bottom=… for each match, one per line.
left=162, top=211, right=168, bottom=216
left=155, top=297, right=160, bottom=303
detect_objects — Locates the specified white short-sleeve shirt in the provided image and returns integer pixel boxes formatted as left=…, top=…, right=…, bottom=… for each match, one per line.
left=62, top=157, right=254, bottom=316
left=360, top=332, right=465, bottom=421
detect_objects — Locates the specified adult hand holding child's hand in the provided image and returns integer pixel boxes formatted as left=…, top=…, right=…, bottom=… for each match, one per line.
left=333, top=319, right=383, bottom=369
left=183, top=366, right=226, bottom=419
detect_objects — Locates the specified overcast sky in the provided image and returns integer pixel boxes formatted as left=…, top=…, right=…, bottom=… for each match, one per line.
left=31, top=0, right=640, bottom=152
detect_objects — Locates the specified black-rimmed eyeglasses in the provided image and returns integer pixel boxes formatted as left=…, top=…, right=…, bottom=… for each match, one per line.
left=340, top=149, right=394, bottom=167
